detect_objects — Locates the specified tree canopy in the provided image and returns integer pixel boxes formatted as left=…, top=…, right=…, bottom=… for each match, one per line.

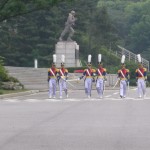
left=0, top=0, right=150, bottom=70
left=0, top=0, right=72, bottom=22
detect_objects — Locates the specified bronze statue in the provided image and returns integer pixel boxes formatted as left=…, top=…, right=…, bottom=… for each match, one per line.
left=59, top=10, right=77, bottom=41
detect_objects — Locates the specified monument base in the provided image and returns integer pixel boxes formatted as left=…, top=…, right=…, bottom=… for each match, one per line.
left=55, top=41, right=81, bottom=67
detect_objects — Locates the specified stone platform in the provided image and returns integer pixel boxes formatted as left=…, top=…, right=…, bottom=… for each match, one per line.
left=55, top=41, right=81, bottom=67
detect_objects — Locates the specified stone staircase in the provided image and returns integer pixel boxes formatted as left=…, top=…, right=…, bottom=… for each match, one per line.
left=5, top=66, right=48, bottom=90
left=5, top=66, right=118, bottom=90
left=4, top=66, right=86, bottom=90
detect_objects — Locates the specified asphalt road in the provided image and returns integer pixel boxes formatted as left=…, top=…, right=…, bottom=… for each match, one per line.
left=0, top=88, right=150, bottom=150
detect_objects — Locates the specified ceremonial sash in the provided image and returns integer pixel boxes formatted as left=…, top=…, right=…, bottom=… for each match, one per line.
left=98, top=69, right=102, bottom=76
left=137, top=69, right=144, bottom=77
left=60, top=69, right=65, bottom=76
left=50, top=68, right=55, bottom=76
left=120, top=70, right=125, bottom=78
left=86, top=69, right=91, bottom=76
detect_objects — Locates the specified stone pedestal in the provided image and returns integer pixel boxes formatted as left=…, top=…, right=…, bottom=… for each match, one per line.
left=55, top=41, right=81, bottom=67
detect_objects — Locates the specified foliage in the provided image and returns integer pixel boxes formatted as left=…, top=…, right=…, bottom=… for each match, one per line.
left=146, top=72, right=150, bottom=87
left=0, top=0, right=73, bottom=22
left=0, top=56, right=9, bottom=81
left=125, top=61, right=138, bottom=86
left=0, top=55, right=23, bottom=88
left=0, top=0, right=150, bottom=73
left=97, top=0, right=150, bottom=62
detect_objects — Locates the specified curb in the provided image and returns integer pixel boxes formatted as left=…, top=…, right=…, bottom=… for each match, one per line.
left=0, top=90, right=40, bottom=99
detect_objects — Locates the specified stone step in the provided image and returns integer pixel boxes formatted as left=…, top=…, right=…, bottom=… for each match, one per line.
left=5, top=66, right=48, bottom=90
left=5, top=66, right=118, bottom=90
left=4, top=66, right=83, bottom=90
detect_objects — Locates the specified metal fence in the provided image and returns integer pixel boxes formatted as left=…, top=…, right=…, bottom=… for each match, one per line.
left=117, top=45, right=149, bottom=71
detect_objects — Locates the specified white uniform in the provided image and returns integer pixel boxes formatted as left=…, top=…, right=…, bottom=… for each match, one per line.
left=118, top=68, right=129, bottom=98
left=58, top=68, right=68, bottom=98
left=136, top=67, right=147, bottom=98
left=81, top=68, right=95, bottom=98
left=48, top=67, right=58, bottom=98
left=96, top=67, right=106, bottom=98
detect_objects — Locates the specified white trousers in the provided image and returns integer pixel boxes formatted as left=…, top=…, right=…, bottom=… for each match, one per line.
left=49, top=78, right=57, bottom=97
left=96, top=78, right=104, bottom=97
left=120, top=80, right=127, bottom=97
left=85, top=78, right=92, bottom=96
left=59, top=79, right=67, bottom=96
left=137, top=78, right=146, bottom=97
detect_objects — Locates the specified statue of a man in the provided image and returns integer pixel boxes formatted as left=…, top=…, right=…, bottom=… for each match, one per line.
left=59, top=10, right=77, bottom=41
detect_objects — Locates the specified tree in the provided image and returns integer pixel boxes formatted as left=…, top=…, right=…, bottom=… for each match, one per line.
left=0, top=0, right=73, bottom=22
left=0, top=0, right=73, bottom=67
left=125, top=0, right=150, bottom=56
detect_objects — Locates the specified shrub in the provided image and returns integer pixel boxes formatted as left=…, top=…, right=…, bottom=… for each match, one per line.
left=0, top=56, right=24, bottom=89
left=0, top=65, right=9, bottom=82
left=66, top=67, right=88, bottom=73
left=8, top=76, right=19, bottom=82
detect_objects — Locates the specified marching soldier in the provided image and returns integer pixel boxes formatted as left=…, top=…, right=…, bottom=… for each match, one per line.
left=136, top=54, right=147, bottom=98
left=79, top=55, right=96, bottom=98
left=48, top=54, right=59, bottom=99
left=58, top=55, right=69, bottom=99
left=96, top=54, right=107, bottom=99
left=117, top=55, right=130, bottom=98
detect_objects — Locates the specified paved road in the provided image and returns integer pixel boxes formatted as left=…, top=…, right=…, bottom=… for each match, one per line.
left=0, top=88, right=150, bottom=150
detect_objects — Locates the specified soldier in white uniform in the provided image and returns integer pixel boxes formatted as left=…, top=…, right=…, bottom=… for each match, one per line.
left=79, top=55, right=96, bottom=98
left=48, top=54, right=59, bottom=99
left=117, top=55, right=130, bottom=98
left=95, top=54, right=107, bottom=99
left=136, top=54, right=147, bottom=98
left=58, top=55, right=69, bottom=99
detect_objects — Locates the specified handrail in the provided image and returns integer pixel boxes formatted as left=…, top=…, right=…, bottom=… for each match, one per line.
left=117, top=45, right=149, bottom=71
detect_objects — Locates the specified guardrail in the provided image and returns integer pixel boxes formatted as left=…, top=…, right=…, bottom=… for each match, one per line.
left=117, top=45, right=149, bottom=71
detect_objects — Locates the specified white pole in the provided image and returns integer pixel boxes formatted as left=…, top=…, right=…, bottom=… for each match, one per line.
left=34, top=59, right=38, bottom=69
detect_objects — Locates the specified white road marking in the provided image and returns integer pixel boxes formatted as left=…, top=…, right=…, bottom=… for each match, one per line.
left=45, top=99, right=62, bottom=102
left=105, top=95, right=111, bottom=98
left=109, top=98, right=122, bottom=101
left=3, top=99, right=19, bottom=102
left=113, top=92, right=119, bottom=95
left=104, top=91, right=119, bottom=98
left=143, top=97, right=150, bottom=100
left=132, top=98, right=144, bottom=101
left=1, top=97, right=150, bottom=103
left=25, top=99, right=41, bottom=102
